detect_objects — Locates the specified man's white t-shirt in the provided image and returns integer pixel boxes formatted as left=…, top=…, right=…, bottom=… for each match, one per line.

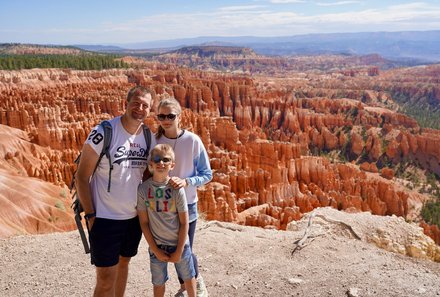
left=85, top=116, right=156, bottom=220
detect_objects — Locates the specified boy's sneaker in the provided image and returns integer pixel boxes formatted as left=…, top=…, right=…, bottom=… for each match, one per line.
left=196, top=275, right=208, bottom=297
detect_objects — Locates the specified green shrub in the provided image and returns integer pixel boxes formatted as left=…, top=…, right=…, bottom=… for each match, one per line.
left=421, top=200, right=440, bottom=229
left=54, top=200, right=66, bottom=211
left=59, top=189, right=67, bottom=199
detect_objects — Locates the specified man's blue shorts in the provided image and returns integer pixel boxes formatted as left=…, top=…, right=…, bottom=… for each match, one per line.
left=149, top=244, right=195, bottom=286
left=89, top=216, right=142, bottom=267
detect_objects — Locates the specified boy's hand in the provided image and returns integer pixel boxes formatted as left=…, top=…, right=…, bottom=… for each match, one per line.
left=154, top=249, right=170, bottom=262
left=168, top=177, right=187, bottom=189
left=168, top=251, right=183, bottom=263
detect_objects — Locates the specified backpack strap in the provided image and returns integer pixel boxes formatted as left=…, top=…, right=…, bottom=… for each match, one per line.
left=97, top=120, right=113, bottom=192
left=142, top=125, right=152, bottom=157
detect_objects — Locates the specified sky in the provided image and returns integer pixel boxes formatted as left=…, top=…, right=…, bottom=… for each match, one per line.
left=1, top=0, right=440, bottom=45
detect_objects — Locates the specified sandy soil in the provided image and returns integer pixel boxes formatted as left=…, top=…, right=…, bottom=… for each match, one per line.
left=1, top=208, right=439, bottom=297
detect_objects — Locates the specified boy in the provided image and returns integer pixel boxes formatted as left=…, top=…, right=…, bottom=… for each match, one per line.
left=137, top=144, right=197, bottom=297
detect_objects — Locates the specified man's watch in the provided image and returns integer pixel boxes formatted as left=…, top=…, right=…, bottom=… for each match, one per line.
left=84, top=212, right=96, bottom=221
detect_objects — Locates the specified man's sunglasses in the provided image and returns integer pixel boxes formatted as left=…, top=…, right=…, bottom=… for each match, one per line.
left=152, top=155, right=172, bottom=164
left=157, top=114, right=177, bottom=121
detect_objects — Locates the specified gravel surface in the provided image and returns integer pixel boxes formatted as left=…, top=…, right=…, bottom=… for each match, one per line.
left=1, top=208, right=439, bottom=297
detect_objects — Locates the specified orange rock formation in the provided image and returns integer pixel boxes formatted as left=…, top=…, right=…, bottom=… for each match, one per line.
left=0, top=63, right=439, bottom=244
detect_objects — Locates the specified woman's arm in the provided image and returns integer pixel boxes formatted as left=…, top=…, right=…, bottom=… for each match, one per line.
left=186, top=149, right=212, bottom=187
left=169, top=149, right=212, bottom=189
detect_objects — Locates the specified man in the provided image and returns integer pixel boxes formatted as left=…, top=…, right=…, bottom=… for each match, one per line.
left=76, top=86, right=155, bottom=297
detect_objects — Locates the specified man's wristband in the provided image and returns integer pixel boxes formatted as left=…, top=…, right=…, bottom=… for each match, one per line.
left=84, top=212, right=96, bottom=220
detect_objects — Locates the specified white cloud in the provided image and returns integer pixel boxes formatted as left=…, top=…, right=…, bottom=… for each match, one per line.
left=315, top=3, right=440, bottom=24
left=219, top=5, right=267, bottom=12
left=108, top=2, right=440, bottom=39
left=270, top=0, right=305, bottom=3
left=9, top=1, right=440, bottom=44
left=316, top=1, right=361, bottom=7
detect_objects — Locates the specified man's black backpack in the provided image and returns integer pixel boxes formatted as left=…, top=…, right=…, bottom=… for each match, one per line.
left=70, top=120, right=151, bottom=254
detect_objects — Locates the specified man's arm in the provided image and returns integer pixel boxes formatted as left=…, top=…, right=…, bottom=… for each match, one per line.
left=168, top=211, right=189, bottom=263
left=138, top=209, right=170, bottom=262
left=75, top=144, right=99, bottom=228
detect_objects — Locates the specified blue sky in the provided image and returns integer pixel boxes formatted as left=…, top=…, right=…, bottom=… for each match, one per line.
left=1, top=0, right=440, bottom=45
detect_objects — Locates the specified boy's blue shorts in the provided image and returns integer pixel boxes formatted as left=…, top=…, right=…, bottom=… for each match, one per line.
left=149, top=244, right=195, bottom=286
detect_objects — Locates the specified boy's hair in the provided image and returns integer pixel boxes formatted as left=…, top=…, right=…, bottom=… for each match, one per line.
left=156, top=97, right=182, bottom=139
left=148, top=144, right=175, bottom=174
left=150, top=143, right=175, bottom=161
left=127, top=86, right=153, bottom=102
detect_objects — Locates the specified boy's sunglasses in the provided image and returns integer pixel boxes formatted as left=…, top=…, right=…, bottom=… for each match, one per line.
left=152, top=155, right=172, bottom=164
left=157, top=114, right=177, bottom=121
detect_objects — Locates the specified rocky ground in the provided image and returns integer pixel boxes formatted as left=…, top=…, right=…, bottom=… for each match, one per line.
left=1, top=207, right=439, bottom=297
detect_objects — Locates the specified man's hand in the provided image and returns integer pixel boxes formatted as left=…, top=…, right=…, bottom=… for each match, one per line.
left=86, top=217, right=95, bottom=231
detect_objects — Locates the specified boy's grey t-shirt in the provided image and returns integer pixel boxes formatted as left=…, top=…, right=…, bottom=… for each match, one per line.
left=137, top=178, right=188, bottom=246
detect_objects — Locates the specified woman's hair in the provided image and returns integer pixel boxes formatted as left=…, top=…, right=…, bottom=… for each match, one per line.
left=156, top=97, right=182, bottom=139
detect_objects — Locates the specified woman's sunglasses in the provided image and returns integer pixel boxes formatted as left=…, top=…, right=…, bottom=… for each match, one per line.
left=157, top=114, right=177, bottom=121
left=152, top=155, right=172, bottom=164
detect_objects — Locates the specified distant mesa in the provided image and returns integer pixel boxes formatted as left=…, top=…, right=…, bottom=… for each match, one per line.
left=96, top=30, right=440, bottom=62
left=171, top=46, right=257, bottom=58
left=0, top=43, right=87, bottom=55
left=73, top=44, right=128, bottom=52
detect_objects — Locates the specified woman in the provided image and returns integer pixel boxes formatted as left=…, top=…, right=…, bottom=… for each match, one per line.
left=155, top=97, right=212, bottom=297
